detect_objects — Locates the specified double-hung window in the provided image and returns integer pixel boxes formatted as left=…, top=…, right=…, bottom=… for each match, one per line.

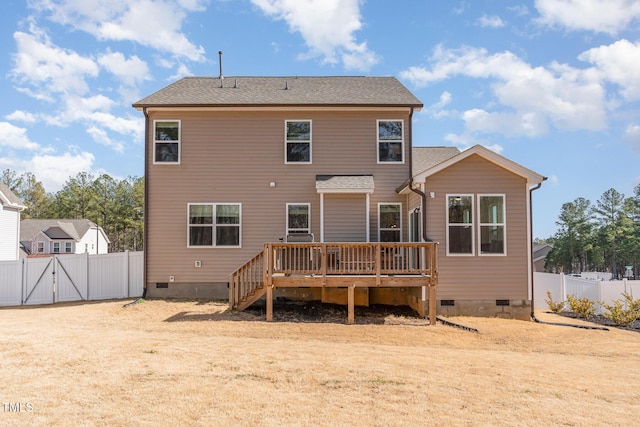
left=65, top=242, right=73, bottom=253
left=287, top=203, right=310, bottom=235
left=379, top=203, right=402, bottom=242
left=37, top=241, right=44, bottom=253
left=285, top=120, right=311, bottom=163
left=377, top=120, right=404, bottom=163
left=53, top=242, right=61, bottom=254
left=479, top=195, right=505, bottom=255
left=188, top=203, right=241, bottom=247
left=447, top=195, right=473, bottom=255
left=154, top=120, right=180, bottom=164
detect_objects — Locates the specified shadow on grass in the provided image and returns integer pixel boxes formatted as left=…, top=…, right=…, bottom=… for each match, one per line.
left=163, top=300, right=425, bottom=325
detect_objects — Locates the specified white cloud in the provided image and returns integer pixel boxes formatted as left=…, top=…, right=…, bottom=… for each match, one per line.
left=400, top=45, right=607, bottom=136
left=424, top=91, right=455, bottom=119
left=29, top=151, right=96, bottom=191
left=0, top=122, right=41, bottom=151
left=508, top=5, right=529, bottom=17
left=29, top=0, right=207, bottom=61
left=624, top=124, right=640, bottom=155
left=251, top=0, right=379, bottom=71
left=12, top=28, right=99, bottom=99
left=87, top=127, right=125, bottom=153
left=535, top=0, right=640, bottom=35
left=578, top=39, right=640, bottom=101
left=6, top=111, right=37, bottom=123
left=98, top=50, right=151, bottom=86
left=478, top=15, right=505, bottom=28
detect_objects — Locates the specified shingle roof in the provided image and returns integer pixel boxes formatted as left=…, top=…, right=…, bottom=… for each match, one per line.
left=20, top=219, right=96, bottom=242
left=316, top=175, right=375, bottom=193
left=412, top=146, right=461, bottom=174
left=0, top=182, right=24, bottom=208
left=133, top=76, right=423, bottom=108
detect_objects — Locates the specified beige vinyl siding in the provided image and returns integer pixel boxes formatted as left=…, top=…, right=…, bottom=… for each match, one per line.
left=423, top=154, right=529, bottom=300
left=324, top=194, right=367, bottom=242
left=146, top=109, right=411, bottom=285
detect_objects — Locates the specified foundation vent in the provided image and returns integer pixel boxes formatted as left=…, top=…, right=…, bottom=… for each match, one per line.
left=496, top=299, right=510, bottom=306
left=156, top=283, right=169, bottom=289
left=440, top=300, right=455, bottom=306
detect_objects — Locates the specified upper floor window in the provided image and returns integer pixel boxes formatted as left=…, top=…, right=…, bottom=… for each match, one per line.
left=65, top=242, right=73, bottom=253
left=188, top=203, right=241, bottom=248
left=37, top=241, right=44, bottom=253
left=379, top=203, right=402, bottom=242
left=53, top=242, right=61, bottom=254
left=447, top=195, right=473, bottom=255
left=154, top=120, right=180, bottom=164
left=287, top=203, right=310, bottom=235
left=377, top=120, right=404, bottom=163
left=479, top=195, right=505, bottom=255
left=285, top=120, right=311, bottom=163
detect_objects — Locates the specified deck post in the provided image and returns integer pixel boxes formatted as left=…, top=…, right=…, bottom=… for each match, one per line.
left=428, top=283, right=436, bottom=325
left=266, top=284, right=273, bottom=322
left=347, top=284, right=355, bottom=324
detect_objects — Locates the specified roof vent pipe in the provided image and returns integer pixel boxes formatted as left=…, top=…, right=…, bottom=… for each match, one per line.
left=285, top=81, right=288, bottom=90
left=218, top=51, right=223, bottom=80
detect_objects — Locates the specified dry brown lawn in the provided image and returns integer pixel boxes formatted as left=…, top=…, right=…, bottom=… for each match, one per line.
left=1, top=299, right=639, bottom=426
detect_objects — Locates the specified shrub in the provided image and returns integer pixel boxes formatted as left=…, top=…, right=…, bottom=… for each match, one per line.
left=601, top=293, right=640, bottom=326
left=566, top=294, right=596, bottom=318
left=545, top=291, right=565, bottom=313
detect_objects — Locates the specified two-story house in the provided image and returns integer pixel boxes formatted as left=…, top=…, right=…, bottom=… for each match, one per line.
left=134, top=76, right=545, bottom=320
left=20, top=219, right=110, bottom=256
left=0, top=182, right=25, bottom=261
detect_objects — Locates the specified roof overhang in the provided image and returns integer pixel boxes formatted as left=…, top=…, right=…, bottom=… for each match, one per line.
left=134, top=105, right=420, bottom=112
left=0, top=190, right=26, bottom=211
left=412, top=144, right=546, bottom=185
left=316, top=175, right=375, bottom=194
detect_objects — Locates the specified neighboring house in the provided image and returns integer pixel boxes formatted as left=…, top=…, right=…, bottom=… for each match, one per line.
left=533, top=243, right=553, bottom=272
left=20, top=219, right=110, bottom=256
left=0, top=182, right=25, bottom=261
left=133, top=76, right=545, bottom=320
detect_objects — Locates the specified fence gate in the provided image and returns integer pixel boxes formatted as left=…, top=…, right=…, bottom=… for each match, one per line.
left=23, top=257, right=55, bottom=305
left=23, top=256, right=87, bottom=305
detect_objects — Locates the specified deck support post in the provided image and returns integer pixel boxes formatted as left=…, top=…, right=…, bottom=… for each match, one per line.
left=428, top=283, right=436, bottom=325
left=347, top=285, right=355, bottom=324
left=266, top=285, right=273, bottom=322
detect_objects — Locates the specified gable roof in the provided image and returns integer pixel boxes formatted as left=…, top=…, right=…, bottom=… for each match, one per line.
left=412, top=144, right=546, bottom=184
left=20, top=219, right=103, bottom=242
left=133, top=76, right=423, bottom=109
left=0, top=182, right=25, bottom=210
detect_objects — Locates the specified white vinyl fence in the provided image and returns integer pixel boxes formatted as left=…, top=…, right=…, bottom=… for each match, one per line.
left=0, top=251, right=143, bottom=307
left=534, top=272, right=640, bottom=314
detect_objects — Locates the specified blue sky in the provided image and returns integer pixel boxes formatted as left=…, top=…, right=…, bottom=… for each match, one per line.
left=2, top=0, right=640, bottom=239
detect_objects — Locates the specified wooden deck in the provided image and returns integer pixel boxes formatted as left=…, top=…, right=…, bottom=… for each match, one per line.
left=229, top=242, right=438, bottom=324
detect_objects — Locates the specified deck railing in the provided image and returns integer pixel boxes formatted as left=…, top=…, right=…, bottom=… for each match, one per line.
left=230, top=242, right=437, bottom=307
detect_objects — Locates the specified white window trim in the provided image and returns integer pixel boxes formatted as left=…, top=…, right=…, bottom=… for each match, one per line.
left=52, top=242, right=61, bottom=254
left=187, top=202, right=242, bottom=248
left=64, top=242, right=73, bottom=253
left=477, top=194, right=507, bottom=256
left=446, top=194, right=475, bottom=256
left=286, top=203, right=311, bottom=235
left=378, top=202, right=403, bottom=242
left=153, top=119, right=181, bottom=165
left=376, top=119, right=405, bottom=164
left=284, top=120, right=312, bottom=164
left=37, top=241, right=44, bottom=253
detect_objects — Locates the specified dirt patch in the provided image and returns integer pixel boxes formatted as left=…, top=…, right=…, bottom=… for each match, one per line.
left=1, top=299, right=639, bottom=426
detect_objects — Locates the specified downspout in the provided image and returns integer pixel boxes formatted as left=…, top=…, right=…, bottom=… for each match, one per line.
left=529, top=180, right=607, bottom=330
left=141, top=106, right=149, bottom=299
left=406, top=107, right=430, bottom=242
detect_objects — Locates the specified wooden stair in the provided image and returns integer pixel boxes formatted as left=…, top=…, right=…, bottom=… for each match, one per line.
left=229, top=249, right=265, bottom=311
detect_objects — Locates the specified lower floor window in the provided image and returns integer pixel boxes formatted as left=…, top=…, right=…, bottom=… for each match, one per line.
left=188, top=203, right=241, bottom=247
left=379, top=203, right=401, bottom=242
